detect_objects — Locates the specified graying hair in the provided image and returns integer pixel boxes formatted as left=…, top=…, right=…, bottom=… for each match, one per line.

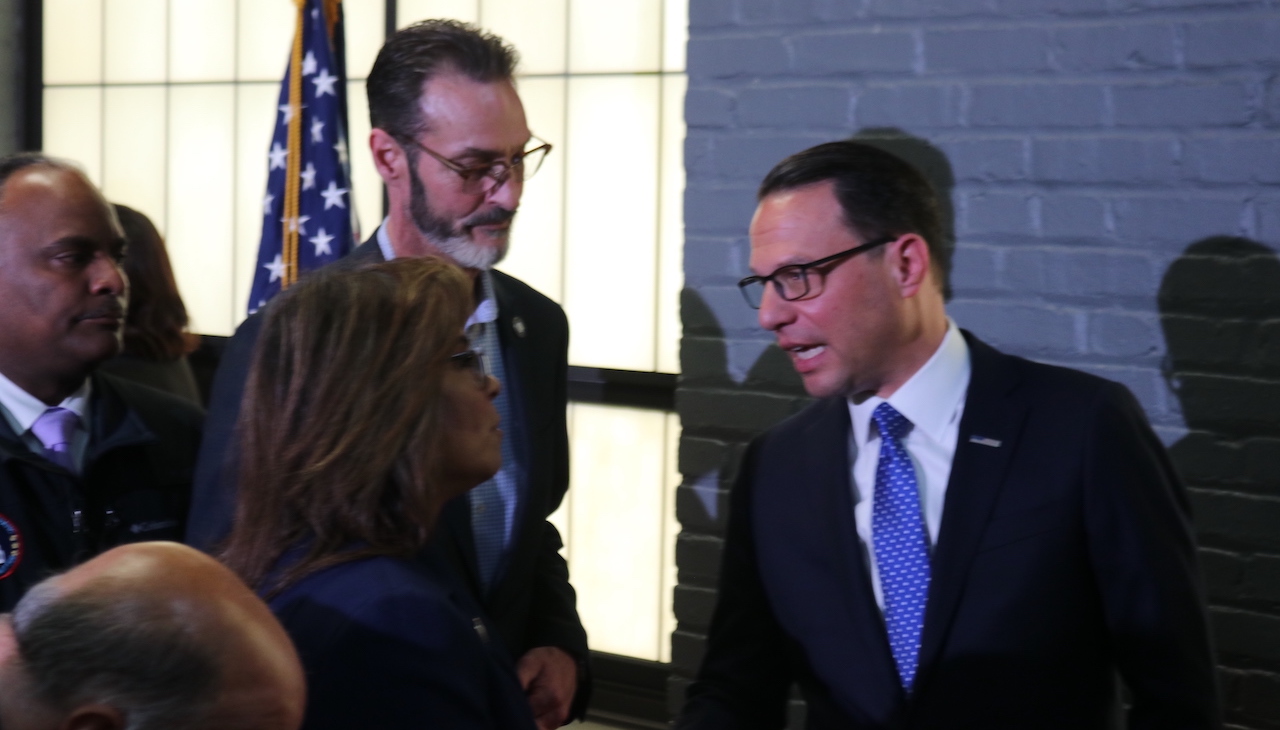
left=11, top=577, right=220, bottom=730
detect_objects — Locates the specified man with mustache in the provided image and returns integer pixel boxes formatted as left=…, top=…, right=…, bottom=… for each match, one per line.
left=0, top=154, right=204, bottom=612
left=188, top=20, right=588, bottom=729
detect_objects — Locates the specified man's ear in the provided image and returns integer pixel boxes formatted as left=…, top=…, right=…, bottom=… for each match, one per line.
left=369, top=127, right=405, bottom=185
left=60, top=704, right=125, bottom=730
left=890, top=233, right=933, bottom=299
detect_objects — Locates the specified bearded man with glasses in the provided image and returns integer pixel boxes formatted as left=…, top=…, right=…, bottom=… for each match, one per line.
left=188, top=20, right=588, bottom=730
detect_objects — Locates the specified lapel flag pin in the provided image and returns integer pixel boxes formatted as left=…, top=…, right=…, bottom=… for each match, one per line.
left=969, top=435, right=1002, bottom=448
left=512, top=317, right=527, bottom=338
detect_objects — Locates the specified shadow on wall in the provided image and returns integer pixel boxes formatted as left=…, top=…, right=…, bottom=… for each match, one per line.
left=1157, top=236, right=1280, bottom=726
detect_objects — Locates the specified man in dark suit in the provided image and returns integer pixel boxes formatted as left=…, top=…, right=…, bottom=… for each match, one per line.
left=186, top=21, right=587, bottom=728
left=0, top=154, right=203, bottom=613
left=676, top=141, right=1221, bottom=729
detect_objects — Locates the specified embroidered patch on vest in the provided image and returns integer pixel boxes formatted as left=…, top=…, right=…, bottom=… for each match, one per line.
left=0, top=513, right=22, bottom=579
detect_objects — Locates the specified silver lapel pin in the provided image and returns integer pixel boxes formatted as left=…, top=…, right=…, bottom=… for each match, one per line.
left=969, top=435, right=1002, bottom=448
left=512, top=316, right=526, bottom=338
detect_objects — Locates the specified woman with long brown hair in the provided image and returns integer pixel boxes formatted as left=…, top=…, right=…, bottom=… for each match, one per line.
left=100, top=204, right=202, bottom=404
left=220, top=257, right=534, bottom=729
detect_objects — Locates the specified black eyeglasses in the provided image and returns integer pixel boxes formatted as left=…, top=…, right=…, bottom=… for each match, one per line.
left=449, top=349, right=490, bottom=386
left=737, top=235, right=898, bottom=309
left=400, top=135, right=552, bottom=195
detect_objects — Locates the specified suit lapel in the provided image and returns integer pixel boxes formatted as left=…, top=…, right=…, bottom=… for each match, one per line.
left=804, top=400, right=906, bottom=711
left=916, top=333, right=1027, bottom=685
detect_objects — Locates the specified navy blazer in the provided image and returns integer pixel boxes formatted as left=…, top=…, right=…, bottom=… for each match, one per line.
left=679, top=333, right=1220, bottom=729
left=268, top=553, right=537, bottom=730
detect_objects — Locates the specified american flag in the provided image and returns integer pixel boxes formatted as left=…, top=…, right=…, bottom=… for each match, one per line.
left=248, top=0, right=355, bottom=315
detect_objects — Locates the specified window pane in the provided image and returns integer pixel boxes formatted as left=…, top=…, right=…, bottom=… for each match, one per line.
left=347, top=80, right=381, bottom=245
left=104, top=0, right=166, bottom=83
left=237, top=0, right=296, bottom=82
left=169, top=0, right=235, bottom=82
left=480, top=0, right=566, bottom=75
left=44, top=0, right=102, bottom=85
left=663, top=0, right=688, bottom=73
left=569, top=0, right=660, bottom=73
left=343, top=1, right=385, bottom=80
left=497, top=77, right=566, bottom=304
left=398, top=0, right=478, bottom=26
left=42, top=87, right=103, bottom=184
left=234, top=83, right=282, bottom=322
left=564, top=76, right=660, bottom=370
left=660, top=411, right=681, bottom=663
left=102, top=86, right=167, bottom=227
left=168, top=85, right=236, bottom=336
left=565, top=404, right=670, bottom=661
left=657, top=74, right=686, bottom=374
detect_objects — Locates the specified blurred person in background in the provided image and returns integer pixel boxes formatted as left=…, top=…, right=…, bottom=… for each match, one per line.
left=220, top=257, right=535, bottom=730
left=99, top=204, right=202, bottom=405
left=0, top=541, right=305, bottom=730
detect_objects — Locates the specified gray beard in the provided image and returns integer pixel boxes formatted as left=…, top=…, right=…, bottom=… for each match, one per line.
left=408, top=160, right=511, bottom=270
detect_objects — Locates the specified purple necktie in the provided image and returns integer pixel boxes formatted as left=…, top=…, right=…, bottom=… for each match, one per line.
left=31, top=407, right=80, bottom=472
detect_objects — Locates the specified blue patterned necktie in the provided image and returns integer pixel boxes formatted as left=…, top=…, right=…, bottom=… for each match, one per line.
left=871, top=402, right=931, bottom=692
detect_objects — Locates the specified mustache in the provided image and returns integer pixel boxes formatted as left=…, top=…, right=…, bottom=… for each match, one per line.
left=464, top=207, right=516, bottom=229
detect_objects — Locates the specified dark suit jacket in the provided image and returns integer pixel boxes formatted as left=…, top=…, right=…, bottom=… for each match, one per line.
left=679, top=333, right=1220, bottom=730
left=0, top=372, right=203, bottom=610
left=185, top=237, right=589, bottom=701
left=268, top=553, right=537, bottom=730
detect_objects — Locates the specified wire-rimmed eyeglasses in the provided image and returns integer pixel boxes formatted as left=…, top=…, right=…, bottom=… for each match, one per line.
left=737, top=235, right=897, bottom=309
left=449, top=349, right=491, bottom=386
left=400, top=135, right=552, bottom=195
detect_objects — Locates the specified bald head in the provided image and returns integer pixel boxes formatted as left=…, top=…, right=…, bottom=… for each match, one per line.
left=0, top=542, right=304, bottom=730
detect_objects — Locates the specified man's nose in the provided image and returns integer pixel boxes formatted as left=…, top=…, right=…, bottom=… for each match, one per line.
left=755, top=284, right=797, bottom=332
left=485, top=169, right=523, bottom=211
left=90, top=254, right=127, bottom=296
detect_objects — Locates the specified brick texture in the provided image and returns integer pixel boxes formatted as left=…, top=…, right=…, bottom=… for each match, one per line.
left=678, top=1, right=1280, bottom=727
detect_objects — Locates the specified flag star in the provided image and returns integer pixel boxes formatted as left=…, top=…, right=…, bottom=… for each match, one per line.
left=300, top=162, right=317, bottom=190
left=263, top=193, right=275, bottom=216
left=311, top=8, right=319, bottom=20
left=333, top=138, right=349, bottom=165
left=279, top=103, right=294, bottom=125
left=310, top=228, right=335, bottom=256
left=320, top=180, right=349, bottom=210
left=264, top=254, right=286, bottom=283
left=281, top=215, right=312, bottom=235
left=313, top=68, right=338, bottom=98
left=302, top=50, right=317, bottom=76
left=311, top=117, right=325, bottom=144
left=268, top=143, right=288, bottom=170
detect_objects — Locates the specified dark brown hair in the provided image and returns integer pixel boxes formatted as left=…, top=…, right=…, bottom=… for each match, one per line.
left=759, top=140, right=952, bottom=298
left=220, top=257, right=472, bottom=594
left=112, top=204, right=199, bottom=361
left=367, top=19, right=517, bottom=141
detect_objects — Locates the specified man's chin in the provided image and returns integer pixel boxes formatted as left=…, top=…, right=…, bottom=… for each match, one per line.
left=436, top=233, right=509, bottom=271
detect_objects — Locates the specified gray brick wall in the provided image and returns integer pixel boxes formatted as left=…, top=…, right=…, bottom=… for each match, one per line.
left=675, top=1, right=1280, bottom=728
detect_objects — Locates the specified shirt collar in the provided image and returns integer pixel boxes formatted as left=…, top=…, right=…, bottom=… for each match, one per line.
left=375, top=217, right=396, bottom=262
left=849, top=320, right=970, bottom=446
left=0, top=370, right=92, bottom=436
left=377, top=220, right=498, bottom=327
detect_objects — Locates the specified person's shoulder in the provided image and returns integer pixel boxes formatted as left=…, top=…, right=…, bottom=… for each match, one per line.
left=273, top=555, right=476, bottom=650
left=94, top=370, right=204, bottom=429
left=492, top=269, right=565, bottom=315
left=965, top=331, right=1137, bottom=412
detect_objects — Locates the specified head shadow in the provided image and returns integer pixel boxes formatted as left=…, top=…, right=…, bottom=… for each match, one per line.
left=1158, top=236, right=1280, bottom=499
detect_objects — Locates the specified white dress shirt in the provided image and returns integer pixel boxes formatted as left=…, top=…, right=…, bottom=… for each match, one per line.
left=847, top=321, right=971, bottom=610
left=0, top=370, right=92, bottom=474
